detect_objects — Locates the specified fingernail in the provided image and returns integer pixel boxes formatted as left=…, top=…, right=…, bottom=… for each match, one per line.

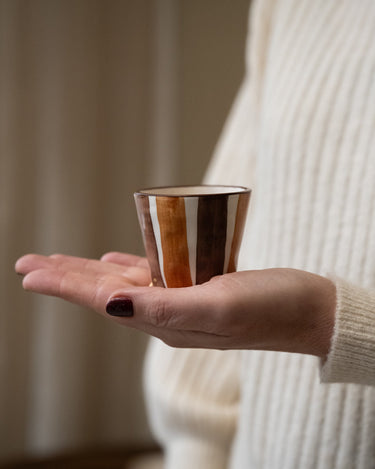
left=106, top=297, right=134, bottom=317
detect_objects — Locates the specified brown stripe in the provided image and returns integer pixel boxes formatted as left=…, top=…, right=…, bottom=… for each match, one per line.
left=156, top=197, right=193, bottom=287
left=196, top=195, right=228, bottom=284
left=134, top=195, right=165, bottom=287
left=227, top=192, right=250, bottom=273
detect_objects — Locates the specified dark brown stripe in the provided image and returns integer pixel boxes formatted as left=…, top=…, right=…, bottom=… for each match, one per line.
left=156, top=197, right=193, bottom=287
left=196, top=195, right=228, bottom=284
left=227, top=192, right=250, bottom=273
left=134, top=195, right=165, bottom=287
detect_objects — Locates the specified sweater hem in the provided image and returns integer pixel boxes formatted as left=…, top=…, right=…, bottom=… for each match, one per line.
left=320, top=276, right=375, bottom=386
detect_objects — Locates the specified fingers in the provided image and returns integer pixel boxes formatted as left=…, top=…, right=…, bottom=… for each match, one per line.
left=15, top=253, right=151, bottom=286
left=16, top=254, right=55, bottom=275
left=51, top=254, right=151, bottom=285
left=100, top=252, right=149, bottom=269
left=16, top=253, right=122, bottom=275
left=16, top=253, right=233, bottom=348
left=22, top=268, right=132, bottom=313
left=21, top=267, right=230, bottom=347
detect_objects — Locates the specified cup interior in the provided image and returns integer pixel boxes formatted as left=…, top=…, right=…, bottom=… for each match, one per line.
left=135, top=185, right=250, bottom=197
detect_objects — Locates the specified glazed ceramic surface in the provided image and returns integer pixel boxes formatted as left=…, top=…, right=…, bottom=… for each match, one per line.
left=134, top=185, right=251, bottom=288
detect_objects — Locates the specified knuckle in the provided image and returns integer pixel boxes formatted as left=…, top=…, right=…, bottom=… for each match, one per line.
left=101, top=251, right=116, bottom=260
left=146, top=294, right=172, bottom=328
left=50, top=253, right=64, bottom=260
left=25, top=253, right=40, bottom=263
left=137, top=257, right=149, bottom=268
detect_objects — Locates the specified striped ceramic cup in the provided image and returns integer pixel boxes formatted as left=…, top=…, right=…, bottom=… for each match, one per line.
left=134, top=185, right=251, bottom=288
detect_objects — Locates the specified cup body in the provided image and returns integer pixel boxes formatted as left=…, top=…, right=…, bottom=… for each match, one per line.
left=134, top=185, right=251, bottom=288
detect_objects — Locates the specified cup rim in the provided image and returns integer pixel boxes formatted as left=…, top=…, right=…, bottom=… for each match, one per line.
left=134, top=184, right=251, bottom=197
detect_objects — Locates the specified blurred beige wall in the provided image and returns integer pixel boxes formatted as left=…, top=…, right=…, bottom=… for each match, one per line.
left=179, top=0, right=250, bottom=183
left=0, top=0, right=249, bottom=463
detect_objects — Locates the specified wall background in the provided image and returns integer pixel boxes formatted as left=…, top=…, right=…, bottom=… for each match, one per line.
left=0, top=0, right=249, bottom=463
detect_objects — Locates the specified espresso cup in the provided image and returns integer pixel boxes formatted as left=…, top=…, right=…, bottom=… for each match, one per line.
left=134, top=185, right=251, bottom=288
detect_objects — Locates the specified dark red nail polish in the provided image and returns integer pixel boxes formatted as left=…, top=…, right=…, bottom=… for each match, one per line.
left=106, top=297, right=134, bottom=317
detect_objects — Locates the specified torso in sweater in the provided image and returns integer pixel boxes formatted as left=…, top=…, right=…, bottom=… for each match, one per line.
left=229, top=1, right=375, bottom=467
left=145, top=1, right=375, bottom=468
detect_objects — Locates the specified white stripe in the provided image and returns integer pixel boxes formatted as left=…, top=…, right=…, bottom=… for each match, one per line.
left=184, top=197, right=199, bottom=285
left=223, top=194, right=239, bottom=274
left=149, top=196, right=168, bottom=287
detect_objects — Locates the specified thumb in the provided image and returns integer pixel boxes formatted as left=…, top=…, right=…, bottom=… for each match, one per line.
left=105, top=283, right=219, bottom=332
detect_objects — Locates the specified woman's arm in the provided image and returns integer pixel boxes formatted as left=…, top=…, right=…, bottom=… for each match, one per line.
left=18, top=253, right=375, bottom=387
left=15, top=254, right=336, bottom=358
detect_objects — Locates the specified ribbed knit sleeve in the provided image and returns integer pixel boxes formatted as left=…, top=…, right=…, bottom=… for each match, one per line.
left=144, top=339, right=240, bottom=469
left=321, top=277, right=375, bottom=385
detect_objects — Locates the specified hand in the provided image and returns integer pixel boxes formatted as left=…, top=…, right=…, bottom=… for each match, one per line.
left=15, top=252, right=152, bottom=310
left=15, top=253, right=336, bottom=358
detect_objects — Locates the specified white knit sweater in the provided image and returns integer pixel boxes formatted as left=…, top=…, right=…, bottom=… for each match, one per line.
left=144, top=0, right=375, bottom=467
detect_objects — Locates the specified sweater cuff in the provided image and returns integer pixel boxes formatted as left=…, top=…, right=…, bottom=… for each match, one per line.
left=320, top=276, right=375, bottom=385
left=165, top=438, right=228, bottom=469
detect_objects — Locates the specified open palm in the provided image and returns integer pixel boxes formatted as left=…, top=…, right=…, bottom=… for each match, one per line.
left=16, top=252, right=151, bottom=313
left=16, top=251, right=336, bottom=357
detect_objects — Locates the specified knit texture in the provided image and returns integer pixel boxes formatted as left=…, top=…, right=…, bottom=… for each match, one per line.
left=321, top=277, right=375, bottom=385
left=145, top=0, right=375, bottom=467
